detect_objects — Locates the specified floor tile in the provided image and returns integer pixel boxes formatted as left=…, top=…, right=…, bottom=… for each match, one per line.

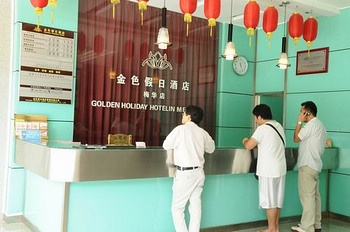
left=1, top=217, right=350, bottom=232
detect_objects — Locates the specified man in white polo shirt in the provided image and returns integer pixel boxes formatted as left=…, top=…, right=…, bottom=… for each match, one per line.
left=242, top=104, right=286, bottom=232
left=292, top=101, right=327, bottom=232
left=163, top=105, right=215, bottom=232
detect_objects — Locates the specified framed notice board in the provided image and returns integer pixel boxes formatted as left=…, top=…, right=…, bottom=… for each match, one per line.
left=296, top=47, right=329, bottom=75
left=19, top=23, right=75, bottom=104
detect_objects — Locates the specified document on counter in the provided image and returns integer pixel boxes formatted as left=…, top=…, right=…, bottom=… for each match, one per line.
left=80, top=144, right=107, bottom=149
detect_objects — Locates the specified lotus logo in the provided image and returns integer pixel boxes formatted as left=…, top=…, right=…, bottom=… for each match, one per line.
left=142, top=51, right=173, bottom=70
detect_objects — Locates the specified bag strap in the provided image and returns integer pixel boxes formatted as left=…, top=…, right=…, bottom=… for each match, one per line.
left=266, top=123, right=285, bottom=146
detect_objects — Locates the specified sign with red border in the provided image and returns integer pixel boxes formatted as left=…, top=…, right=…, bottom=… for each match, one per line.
left=296, top=47, right=329, bottom=75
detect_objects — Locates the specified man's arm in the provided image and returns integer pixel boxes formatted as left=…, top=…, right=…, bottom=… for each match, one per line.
left=294, top=111, right=307, bottom=142
left=294, top=122, right=302, bottom=142
left=205, top=132, right=215, bottom=153
left=162, top=127, right=178, bottom=150
left=242, top=137, right=257, bottom=150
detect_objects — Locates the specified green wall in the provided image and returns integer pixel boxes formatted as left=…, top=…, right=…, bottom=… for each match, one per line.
left=216, top=24, right=255, bottom=147
left=329, top=169, right=350, bottom=216
left=216, top=7, right=350, bottom=217
left=6, top=0, right=79, bottom=216
left=285, top=8, right=350, bottom=217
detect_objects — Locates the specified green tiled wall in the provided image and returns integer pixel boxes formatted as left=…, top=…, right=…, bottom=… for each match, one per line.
left=216, top=6, right=350, bottom=218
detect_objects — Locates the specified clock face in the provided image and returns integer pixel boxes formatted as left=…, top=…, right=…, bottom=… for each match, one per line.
left=233, top=56, right=248, bottom=75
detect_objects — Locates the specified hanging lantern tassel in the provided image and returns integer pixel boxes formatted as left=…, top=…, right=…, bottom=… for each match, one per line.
left=138, top=0, right=149, bottom=25
left=244, top=0, right=260, bottom=47
left=266, top=32, right=272, bottom=49
left=30, top=0, right=49, bottom=32
left=208, top=18, right=217, bottom=37
left=246, top=28, right=255, bottom=47
left=48, top=0, right=57, bottom=23
left=109, top=70, right=116, bottom=80
left=303, top=16, right=318, bottom=56
left=111, top=0, right=120, bottom=19
left=184, top=13, right=192, bottom=37
left=266, top=33, right=273, bottom=49
left=35, top=13, right=42, bottom=32
left=34, top=7, right=43, bottom=31
left=180, top=0, right=197, bottom=37
left=204, top=0, right=220, bottom=37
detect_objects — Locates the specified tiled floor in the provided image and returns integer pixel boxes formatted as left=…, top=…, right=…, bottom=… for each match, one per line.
left=233, top=218, right=350, bottom=232
left=0, top=218, right=349, bottom=232
left=0, top=221, right=31, bottom=232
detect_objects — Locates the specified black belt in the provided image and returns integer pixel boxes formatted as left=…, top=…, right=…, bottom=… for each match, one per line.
left=175, top=166, right=199, bottom=171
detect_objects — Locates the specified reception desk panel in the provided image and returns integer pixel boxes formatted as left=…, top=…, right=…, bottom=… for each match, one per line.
left=14, top=140, right=338, bottom=232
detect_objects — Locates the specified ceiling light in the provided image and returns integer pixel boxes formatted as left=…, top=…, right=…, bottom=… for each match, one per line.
left=277, top=1, right=290, bottom=69
left=155, top=5, right=172, bottom=50
left=277, top=37, right=290, bottom=69
left=222, top=0, right=237, bottom=60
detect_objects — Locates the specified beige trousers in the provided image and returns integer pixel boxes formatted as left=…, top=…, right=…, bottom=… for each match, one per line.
left=298, top=165, right=322, bottom=232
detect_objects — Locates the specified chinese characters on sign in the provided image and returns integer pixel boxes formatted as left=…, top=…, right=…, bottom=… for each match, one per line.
left=110, top=74, right=190, bottom=101
left=19, top=23, right=75, bottom=104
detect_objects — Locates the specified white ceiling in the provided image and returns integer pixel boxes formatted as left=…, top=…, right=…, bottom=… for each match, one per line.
left=130, top=0, right=350, bottom=27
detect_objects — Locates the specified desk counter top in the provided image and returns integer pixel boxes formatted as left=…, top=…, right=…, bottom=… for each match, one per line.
left=15, top=139, right=338, bottom=182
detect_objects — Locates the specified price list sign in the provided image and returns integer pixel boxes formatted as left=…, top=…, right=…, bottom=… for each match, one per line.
left=19, top=23, right=75, bottom=104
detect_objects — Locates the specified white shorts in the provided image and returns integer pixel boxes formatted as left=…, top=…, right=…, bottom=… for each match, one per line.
left=259, top=175, right=285, bottom=209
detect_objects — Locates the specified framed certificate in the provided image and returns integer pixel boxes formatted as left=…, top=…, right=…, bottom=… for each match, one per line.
left=296, top=47, right=329, bottom=75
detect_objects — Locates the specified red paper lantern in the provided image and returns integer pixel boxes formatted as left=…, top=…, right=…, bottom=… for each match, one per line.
left=288, top=12, right=303, bottom=45
left=30, top=0, right=48, bottom=31
left=77, top=32, right=86, bottom=52
left=180, top=0, right=197, bottom=36
left=262, top=5, right=278, bottom=47
left=138, top=0, right=149, bottom=25
left=125, top=40, right=134, bottom=60
left=244, top=0, right=260, bottom=46
left=140, top=42, right=149, bottom=60
left=204, top=0, right=221, bottom=37
left=303, top=16, right=318, bottom=48
left=175, top=48, right=184, bottom=64
left=93, top=34, right=105, bottom=54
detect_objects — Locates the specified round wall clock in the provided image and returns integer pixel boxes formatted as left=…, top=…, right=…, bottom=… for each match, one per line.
left=232, top=56, right=248, bottom=75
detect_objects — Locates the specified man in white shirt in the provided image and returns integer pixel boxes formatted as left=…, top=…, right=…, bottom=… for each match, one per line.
left=292, top=101, right=327, bottom=232
left=163, top=105, right=215, bottom=232
left=242, top=104, right=286, bottom=232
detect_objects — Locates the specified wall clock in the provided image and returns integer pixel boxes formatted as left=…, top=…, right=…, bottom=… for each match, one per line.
left=232, top=56, right=248, bottom=75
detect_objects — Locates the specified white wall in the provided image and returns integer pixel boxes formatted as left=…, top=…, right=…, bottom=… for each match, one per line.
left=0, top=0, right=13, bottom=219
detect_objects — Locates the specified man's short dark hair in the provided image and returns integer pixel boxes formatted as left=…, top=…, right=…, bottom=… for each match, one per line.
left=252, top=104, right=273, bottom=120
left=301, top=101, right=317, bottom=116
left=185, top=105, right=204, bottom=125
